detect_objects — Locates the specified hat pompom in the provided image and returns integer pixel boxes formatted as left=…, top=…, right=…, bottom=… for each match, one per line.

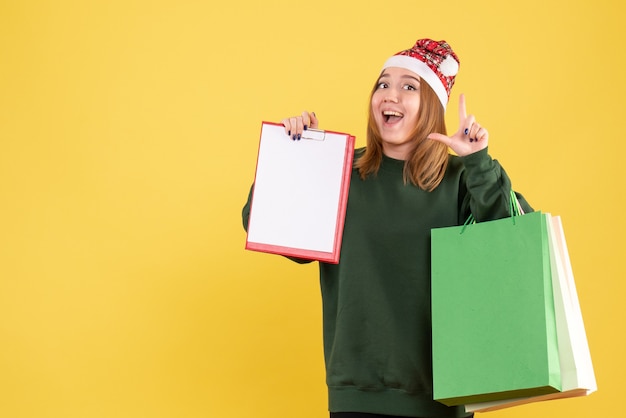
left=439, top=55, right=459, bottom=77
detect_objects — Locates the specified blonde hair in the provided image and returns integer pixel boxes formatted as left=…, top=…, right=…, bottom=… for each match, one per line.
left=355, top=77, right=449, bottom=192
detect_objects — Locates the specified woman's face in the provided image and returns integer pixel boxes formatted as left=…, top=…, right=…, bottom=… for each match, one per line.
left=371, top=67, right=421, bottom=160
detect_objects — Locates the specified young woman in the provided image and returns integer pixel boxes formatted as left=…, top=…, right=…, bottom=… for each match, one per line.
left=243, top=39, right=532, bottom=418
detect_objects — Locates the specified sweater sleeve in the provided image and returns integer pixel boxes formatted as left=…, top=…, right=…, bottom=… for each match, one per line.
left=242, top=184, right=253, bottom=232
left=458, top=147, right=533, bottom=224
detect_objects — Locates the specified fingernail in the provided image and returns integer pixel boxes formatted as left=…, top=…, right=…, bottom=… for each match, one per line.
left=288, top=130, right=291, bottom=136
left=292, top=134, right=297, bottom=140
left=464, top=128, right=469, bottom=135
left=304, top=125, right=308, bottom=130
left=297, top=134, right=301, bottom=140
left=470, top=138, right=474, bottom=143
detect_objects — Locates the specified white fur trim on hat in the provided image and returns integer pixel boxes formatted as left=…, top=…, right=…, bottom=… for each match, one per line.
left=382, top=55, right=450, bottom=111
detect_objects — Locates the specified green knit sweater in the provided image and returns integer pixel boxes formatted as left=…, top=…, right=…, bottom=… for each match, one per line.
left=242, top=147, right=532, bottom=417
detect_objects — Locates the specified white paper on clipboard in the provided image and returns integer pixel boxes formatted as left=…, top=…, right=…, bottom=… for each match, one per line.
left=245, top=122, right=355, bottom=263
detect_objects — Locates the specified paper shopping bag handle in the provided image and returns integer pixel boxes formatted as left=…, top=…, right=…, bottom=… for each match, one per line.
left=461, top=190, right=524, bottom=233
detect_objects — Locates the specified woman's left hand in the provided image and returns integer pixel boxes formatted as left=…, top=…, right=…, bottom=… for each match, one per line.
left=427, top=94, right=488, bottom=157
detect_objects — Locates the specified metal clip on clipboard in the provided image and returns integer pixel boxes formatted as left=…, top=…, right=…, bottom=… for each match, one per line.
left=301, top=128, right=326, bottom=141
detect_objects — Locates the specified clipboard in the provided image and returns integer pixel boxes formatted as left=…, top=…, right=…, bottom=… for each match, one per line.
left=245, top=121, right=355, bottom=263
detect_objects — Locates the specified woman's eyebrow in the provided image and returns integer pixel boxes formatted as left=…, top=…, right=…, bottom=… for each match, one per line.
left=401, top=75, right=421, bottom=83
left=377, top=74, right=420, bottom=83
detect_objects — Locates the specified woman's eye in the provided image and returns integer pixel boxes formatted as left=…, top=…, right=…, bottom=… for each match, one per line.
left=377, top=82, right=388, bottom=89
left=403, top=84, right=417, bottom=91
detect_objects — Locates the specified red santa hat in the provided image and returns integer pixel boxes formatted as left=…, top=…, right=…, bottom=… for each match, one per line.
left=382, top=39, right=460, bottom=111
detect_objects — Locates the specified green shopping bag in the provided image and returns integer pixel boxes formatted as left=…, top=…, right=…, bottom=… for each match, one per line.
left=463, top=213, right=597, bottom=412
left=431, top=207, right=561, bottom=406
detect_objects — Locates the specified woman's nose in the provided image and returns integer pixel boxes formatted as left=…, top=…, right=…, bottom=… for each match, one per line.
left=383, top=95, right=398, bottom=103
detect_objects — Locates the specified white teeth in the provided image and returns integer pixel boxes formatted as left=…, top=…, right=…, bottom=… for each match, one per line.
left=383, top=110, right=403, bottom=117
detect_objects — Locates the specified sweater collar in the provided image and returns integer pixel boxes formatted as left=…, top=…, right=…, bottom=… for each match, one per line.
left=380, top=152, right=406, bottom=172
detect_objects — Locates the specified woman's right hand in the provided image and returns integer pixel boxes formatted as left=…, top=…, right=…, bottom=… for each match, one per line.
left=281, top=111, right=319, bottom=141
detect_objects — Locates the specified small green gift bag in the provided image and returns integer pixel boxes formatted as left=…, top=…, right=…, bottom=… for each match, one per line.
left=431, top=197, right=561, bottom=406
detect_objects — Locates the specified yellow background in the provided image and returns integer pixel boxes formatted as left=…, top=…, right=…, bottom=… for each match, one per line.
left=1, top=0, right=624, bottom=417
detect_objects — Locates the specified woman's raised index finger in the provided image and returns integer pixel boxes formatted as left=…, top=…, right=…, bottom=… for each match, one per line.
left=458, top=93, right=467, bottom=122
